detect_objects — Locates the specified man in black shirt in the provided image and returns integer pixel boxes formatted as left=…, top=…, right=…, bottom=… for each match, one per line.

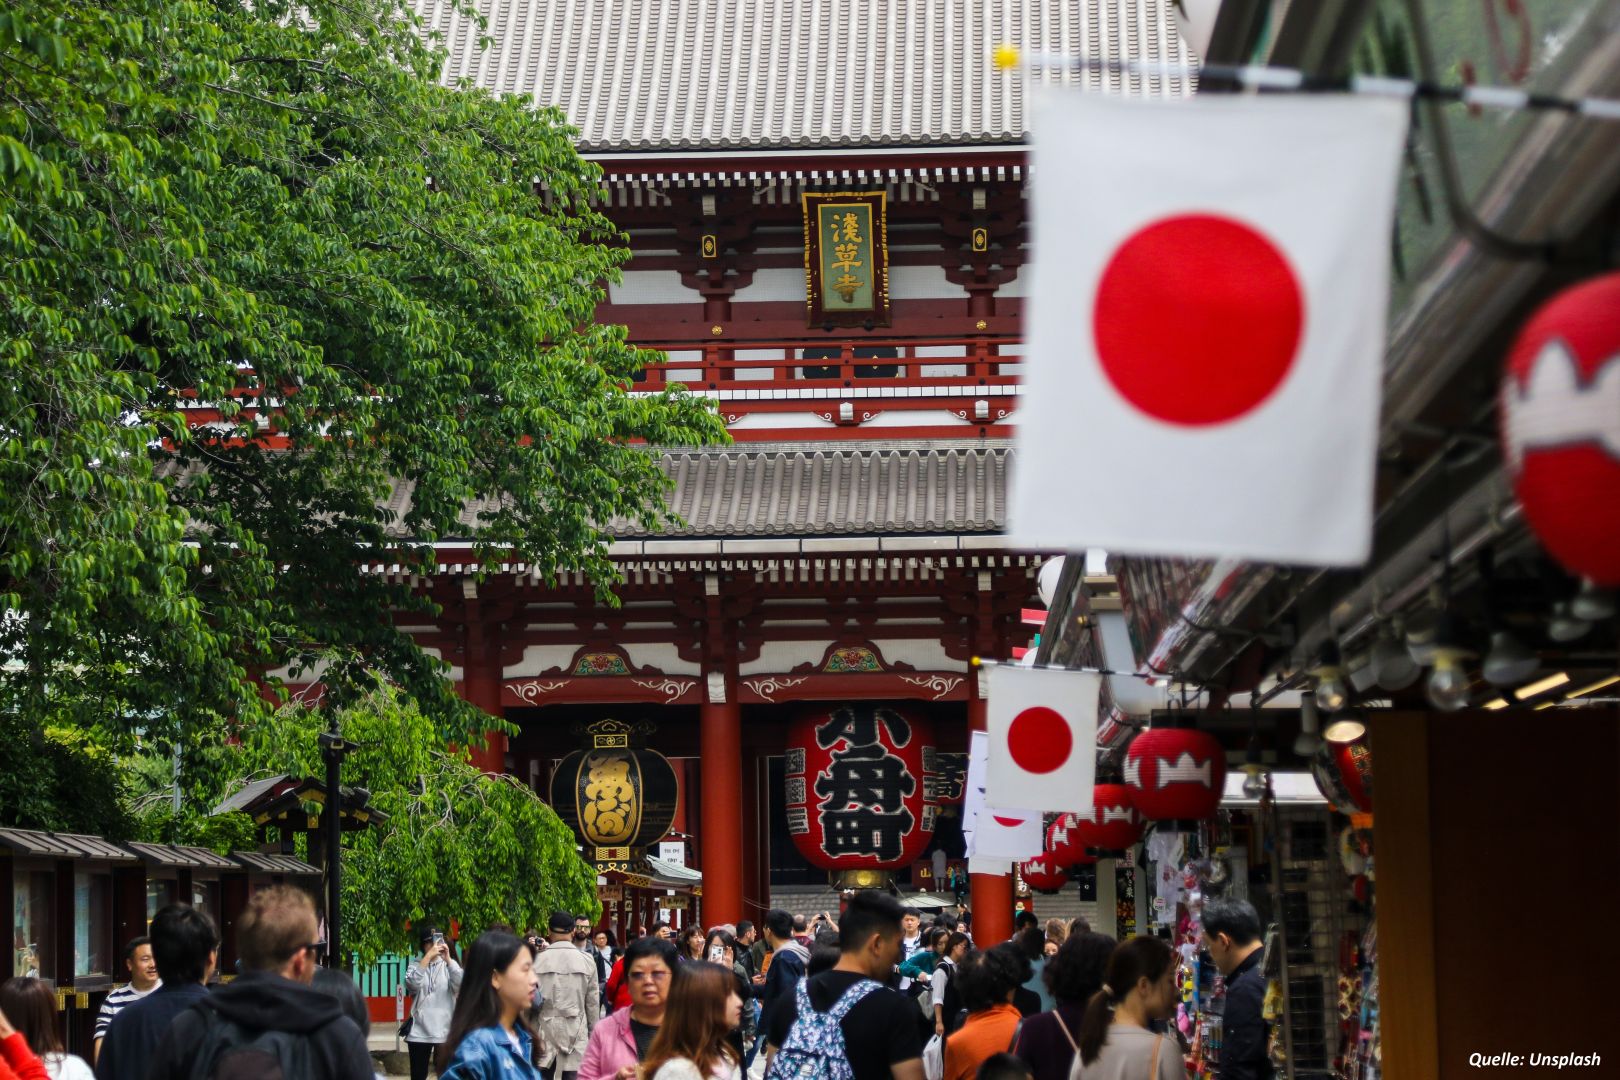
left=766, top=891, right=924, bottom=1080
left=1202, top=898, right=1273, bottom=1080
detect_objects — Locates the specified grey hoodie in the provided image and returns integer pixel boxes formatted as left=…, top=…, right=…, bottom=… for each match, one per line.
left=404, top=955, right=464, bottom=1044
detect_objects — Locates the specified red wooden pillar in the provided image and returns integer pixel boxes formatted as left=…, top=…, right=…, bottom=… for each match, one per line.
left=459, top=589, right=507, bottom=774
left=740, top=748, right=767, bottom=927
left=967, top=694, right=1014, bottom=946
left=699, top=677, right=744, bottom=927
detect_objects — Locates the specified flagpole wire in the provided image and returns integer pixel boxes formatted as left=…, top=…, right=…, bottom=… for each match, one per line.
left=992, top=48, right=1620, bottom=121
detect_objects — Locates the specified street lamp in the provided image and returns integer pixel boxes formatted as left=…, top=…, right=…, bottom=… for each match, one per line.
left=317, top=716, right=355, bottom=969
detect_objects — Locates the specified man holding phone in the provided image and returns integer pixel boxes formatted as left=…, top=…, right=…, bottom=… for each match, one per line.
left=403, top=926, right=462, bottom=1080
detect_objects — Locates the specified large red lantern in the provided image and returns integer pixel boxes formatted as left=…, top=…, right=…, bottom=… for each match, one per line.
left=784, top=704, right=936, bottom=876
left=1019, top=852, right=1069, bottom=894
left=1071, top=783, right=1145, bottom=852
left=1500, top=271, right=1620, bottom=585
left=1045, top=814, right=1097, bottom=869
left=1310, top=741, right=1373, bottom=813
left=1124, top=727, right=1226, bottom=822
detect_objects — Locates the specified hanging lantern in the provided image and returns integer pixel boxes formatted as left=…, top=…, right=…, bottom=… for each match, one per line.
left=1124, top=727, right=1226, bottom=822
left=784, top=703, right=937, bottom=886
left=1070, top=783, right=1145, bottom=853
left=1310, top=740, right=1373, bottom=813
left=551, top=720, right=680, bottom=872
left=1019, top=852, right=1069, bottom=894
left=1045, top=814, right=1097, bottom=870
left=1500, top=271, right=1620, bottom=585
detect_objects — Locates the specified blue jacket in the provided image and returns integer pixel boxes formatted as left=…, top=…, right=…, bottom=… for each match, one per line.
left=441, top=1024, right=545, bottom=1080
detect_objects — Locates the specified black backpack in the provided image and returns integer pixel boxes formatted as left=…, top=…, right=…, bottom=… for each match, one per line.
left=185, top=1013, right=315, bottom=1080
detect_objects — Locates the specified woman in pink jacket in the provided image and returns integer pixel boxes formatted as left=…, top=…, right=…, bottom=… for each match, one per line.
left=580, top=938, right=678, bottom=1080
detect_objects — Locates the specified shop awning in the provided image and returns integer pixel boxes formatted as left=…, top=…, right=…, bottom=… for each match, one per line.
left=0, top=829, right=137, bottom=863
left=898, top=892, right=958, bottom=911
left=231, top=851, right=321, bottom=876
left=125, top=842, right=240, bottom=871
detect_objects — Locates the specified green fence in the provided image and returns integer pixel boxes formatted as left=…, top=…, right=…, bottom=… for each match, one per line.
left=351, top=952, right=410, bottom=997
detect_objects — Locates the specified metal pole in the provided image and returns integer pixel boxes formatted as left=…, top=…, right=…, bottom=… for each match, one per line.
left=319, top=718, right=348, bottom=970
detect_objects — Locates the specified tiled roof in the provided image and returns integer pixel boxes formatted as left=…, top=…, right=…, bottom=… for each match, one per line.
left=385, top=443, right=1012, bottom=539
left=410, top=0, right=1195, bottom=151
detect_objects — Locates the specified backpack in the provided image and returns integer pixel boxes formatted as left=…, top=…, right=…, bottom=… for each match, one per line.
left=185, top=1012, right=315, bottom=1080
left=764, top=976, right=880, bottom=1080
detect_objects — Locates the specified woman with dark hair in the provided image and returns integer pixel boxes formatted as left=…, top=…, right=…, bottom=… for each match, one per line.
left=676, top=925, right=706, bottom=964
left=0, top=1001, right=49, bottom=1080
left=943, top=944, right=1031, bottom=1080
left=932, top=931, right=972, bottom=1037
left=0, top=978, right=90, bottom=1079
left=1069, top=936, right=1185, bottom=1080
left=1012, top=931, right=1114, bottom=1080
left=438, top=931, right=544, bottom=1079
left=642, top=961, right=743, bottom=1080
left=405, top=925, right=464, bottom=1080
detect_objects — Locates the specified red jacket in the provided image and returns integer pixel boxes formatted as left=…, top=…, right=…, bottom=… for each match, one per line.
left=603, top=955, right=632, bottom=1011
left=0, top=1034, right=48, bottom=1080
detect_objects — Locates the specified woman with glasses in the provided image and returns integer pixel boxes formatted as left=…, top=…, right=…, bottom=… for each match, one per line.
left=579, top=937, right=679, bottom=1080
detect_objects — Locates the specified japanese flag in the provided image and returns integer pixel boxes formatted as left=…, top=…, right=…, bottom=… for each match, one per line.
left=985, top=666, right=1101, bottom=814
left=1010, top=92, right=1408, bottom=565
left=963, top=731, right=1042, bottom=861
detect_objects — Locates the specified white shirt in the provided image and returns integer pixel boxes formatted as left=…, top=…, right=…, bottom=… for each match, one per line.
left=44, top=1054, right=95, bottom=1080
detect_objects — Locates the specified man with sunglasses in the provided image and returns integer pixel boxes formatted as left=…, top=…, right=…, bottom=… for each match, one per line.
left=149, top=885, right=373, bottom=1079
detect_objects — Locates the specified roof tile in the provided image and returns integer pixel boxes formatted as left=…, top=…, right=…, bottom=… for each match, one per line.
left=410, top=0, right=1193, bottom=151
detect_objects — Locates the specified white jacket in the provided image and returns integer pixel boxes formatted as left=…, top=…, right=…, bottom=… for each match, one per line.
left=404, top=955, right=464, bottom=1044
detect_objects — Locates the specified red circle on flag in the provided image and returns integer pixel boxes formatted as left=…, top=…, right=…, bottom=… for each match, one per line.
left=1093, top=214, right=1304, bottom=427
left=1007, top=706, right=1072, bottom=775
left=992, top=815, right=1028, bottom=827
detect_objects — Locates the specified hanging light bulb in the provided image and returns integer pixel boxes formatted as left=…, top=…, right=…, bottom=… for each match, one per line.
left=1481, top=629, right=1540, bottom=687
left=1293, top=689, right=1324, bottom=757
left=1570, top=579, right=1617, bottom=622
left=1370, top=625, right=1420, bottom=691
left=1548, top=601, right=1592, bottom=643
left=1404, top=607, right=1441, bottom=666
left=1426, top=648, right=1473, bottom=711
left=1239, top=725, right=1267, bottom=798
left=1311, top=641, right=1350, bottom=713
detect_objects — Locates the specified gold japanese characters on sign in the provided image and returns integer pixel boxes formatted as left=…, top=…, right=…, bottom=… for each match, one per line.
left=803, top=191, right=890, bottom=327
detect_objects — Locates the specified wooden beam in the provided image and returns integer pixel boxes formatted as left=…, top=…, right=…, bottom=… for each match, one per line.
left=1366, top=711, right=1439, bottom=1080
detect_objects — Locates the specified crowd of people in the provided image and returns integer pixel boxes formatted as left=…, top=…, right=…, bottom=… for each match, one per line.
left=0, top=892, right=1270, bottom=1080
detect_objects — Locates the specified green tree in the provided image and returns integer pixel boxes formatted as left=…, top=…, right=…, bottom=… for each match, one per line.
left=228, top=688, right=598, bottom=963
left=0, top=1, right=724, bottom=750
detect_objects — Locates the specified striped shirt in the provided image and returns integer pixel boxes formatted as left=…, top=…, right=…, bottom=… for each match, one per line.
left=94, top=981, right=159, bottom=1040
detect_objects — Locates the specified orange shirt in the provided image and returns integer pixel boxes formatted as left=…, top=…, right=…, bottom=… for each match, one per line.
left=943, top=1003, right=1023, bottom=1080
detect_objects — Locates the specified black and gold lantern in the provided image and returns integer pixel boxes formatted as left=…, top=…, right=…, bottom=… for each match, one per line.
left=550, top=720, right=679, bottom=872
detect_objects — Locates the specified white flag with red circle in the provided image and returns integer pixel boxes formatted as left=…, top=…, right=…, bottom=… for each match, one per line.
left=1010, top=92, right=1408, bottom=565
left=985, top=666, right=1101, bottom=815
left=963, top=730, right=1042, bottom=861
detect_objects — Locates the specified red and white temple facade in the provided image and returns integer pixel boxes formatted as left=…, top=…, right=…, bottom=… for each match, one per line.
left=334, top=0, right=1198, bottom=942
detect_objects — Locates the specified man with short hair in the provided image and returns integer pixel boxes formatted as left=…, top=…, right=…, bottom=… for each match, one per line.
left=93, top=936, right=159, bottom=1064
left=146, top=885, right=371, bottom=1080
left=95, top=906, right=216, bottom=1080
left=757, top=909, right=809, bottom=1035
left=1202, top=898, right=1271, bottom=1080
left=898, top=908, right=923, bottom=994
left=535, top=909, right=602, bottom=1080
left=765, top=891, right=924, bottom=1080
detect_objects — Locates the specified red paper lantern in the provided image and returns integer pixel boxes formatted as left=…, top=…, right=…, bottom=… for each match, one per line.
left=1311, top=741, right=1373, bottom=813
left=1124, top=727, right=1226, bottom=821
left=784, top=704, right=936, bottom=871
left=1500, top=271, right=1620, bottom=585
left=1045, top=814, right=1097, bottom=869
left=1070, top=783, right=1145, bottom=852
left=1019, top=852, right=1069, bottom=894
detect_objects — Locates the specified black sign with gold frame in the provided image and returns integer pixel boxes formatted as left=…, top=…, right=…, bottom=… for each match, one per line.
left=802, top=191, right=890, bottom=328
